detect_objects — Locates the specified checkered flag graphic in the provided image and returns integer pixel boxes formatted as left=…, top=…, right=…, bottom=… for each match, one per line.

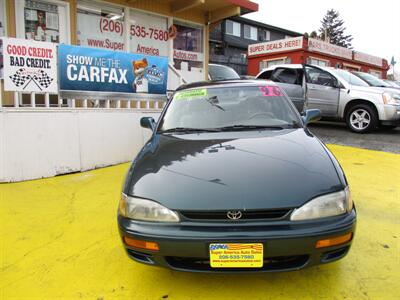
left=9, top=68, right=30, bottom=87
left=33, top=70, right=54, bottom=89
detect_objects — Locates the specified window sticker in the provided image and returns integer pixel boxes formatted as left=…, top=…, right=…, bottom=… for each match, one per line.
left=174, top=88, right=208, bottom=100
left=259, top=86, right=282, bottom=97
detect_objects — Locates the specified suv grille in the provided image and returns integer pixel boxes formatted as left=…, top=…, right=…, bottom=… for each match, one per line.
left=180, top=209, right=291, bottom=221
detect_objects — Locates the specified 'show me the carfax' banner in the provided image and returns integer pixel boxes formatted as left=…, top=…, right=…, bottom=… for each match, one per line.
left=58, top=44, right=168, bottom=95
left=2, top=37, right=58, bottom=93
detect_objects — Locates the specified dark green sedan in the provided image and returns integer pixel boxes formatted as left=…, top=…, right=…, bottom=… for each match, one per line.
left=118, top=80, right=356, bottom=272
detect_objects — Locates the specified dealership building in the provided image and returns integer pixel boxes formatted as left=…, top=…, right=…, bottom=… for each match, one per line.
left=0, top=0, right=258, bottom=106
left=247, top=36, right=389, bottom=78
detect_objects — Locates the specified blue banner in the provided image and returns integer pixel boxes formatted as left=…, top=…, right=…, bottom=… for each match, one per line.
left=58, top=44, right=168, bottom=94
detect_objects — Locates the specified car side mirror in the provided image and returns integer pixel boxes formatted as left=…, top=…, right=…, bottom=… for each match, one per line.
left=302, top=109, right=321, bottom=125
left=140, top=117, right=156, bottom=131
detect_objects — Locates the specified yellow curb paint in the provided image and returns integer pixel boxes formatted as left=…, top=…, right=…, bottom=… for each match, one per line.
left=1, top=145, right=399, bottom=299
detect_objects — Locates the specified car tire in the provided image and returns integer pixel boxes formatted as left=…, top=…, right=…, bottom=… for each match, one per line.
left=346, top=104, right=378, bottom=133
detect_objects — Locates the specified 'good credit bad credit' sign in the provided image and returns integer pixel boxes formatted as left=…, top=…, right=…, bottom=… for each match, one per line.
left=58, top=44, right=168, bottom=94
left=3, top=38, right=58, bottom=93
left=248, top=37, right=303, bottom=56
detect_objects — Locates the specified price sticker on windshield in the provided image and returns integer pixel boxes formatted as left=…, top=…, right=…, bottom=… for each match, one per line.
left=259, top=86, right=283, bottom=97
left=174, top=89, right=208, bottom=100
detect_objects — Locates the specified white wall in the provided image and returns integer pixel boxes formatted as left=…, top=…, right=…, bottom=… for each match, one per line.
left=0, top=108, right=161, bottom=182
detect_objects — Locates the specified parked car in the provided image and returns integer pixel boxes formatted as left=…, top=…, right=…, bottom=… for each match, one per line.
left=118, top=80, right=356, bottom=272
left=382, top=79, right=400, bottom=89
left=352, top=71, right=400, bottom=91
left=208, top=63, right=240, bottom=81
left=257, top=64, right=400, bottom=133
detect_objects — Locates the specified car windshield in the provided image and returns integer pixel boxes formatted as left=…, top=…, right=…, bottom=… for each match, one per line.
left=209, top=65, right=240, bottom=80
left=158, top=85, right=301, bottom=132
left=331, top=69, right=370, bottom=87
left=354, top=72, right=389, bottom=87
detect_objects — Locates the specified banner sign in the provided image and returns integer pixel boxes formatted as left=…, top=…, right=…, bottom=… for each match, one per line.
left=308, top=38, right=352, bottom=60
left=354, top=51, right=382, bottom=67
left=248, top=37, right=303, bottom=57
left=3, top=37, right=58, bottom=92
left=58, top=44, right=168, bottom=94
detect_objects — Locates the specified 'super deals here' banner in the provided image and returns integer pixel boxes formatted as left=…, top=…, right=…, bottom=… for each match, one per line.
left=59, top=44, right=168, bottom=94
left=3, top=37, right=58, bottom=93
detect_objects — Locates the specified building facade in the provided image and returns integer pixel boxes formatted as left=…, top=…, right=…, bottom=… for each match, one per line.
left=209, top=16, right=301, bottom=75
left=0, top=0, right=258, bottom=106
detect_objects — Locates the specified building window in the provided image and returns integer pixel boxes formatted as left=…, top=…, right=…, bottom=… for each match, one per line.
left=261, top=30, right=270, bottom=41
left=259, top=58, right=291, bottom=71
left=308, top=57, right=330, bottom=67
left=173, top=21, right=204, bottom=83
left=369, top=70, right=382, bottom=78
left=225, top=20, right=240, bottom=37
left=77, top=1, right=125, bottom=50
left=244, top=25, right=257, bottom=40
left=0, top=0, right=6, bottom=37
left=15, top=0, right=70, bottom=43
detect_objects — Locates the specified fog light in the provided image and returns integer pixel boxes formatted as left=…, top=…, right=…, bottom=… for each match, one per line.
left=316, top=232, right=353, bottom=248
left=123, top=237, right=160, bottom=251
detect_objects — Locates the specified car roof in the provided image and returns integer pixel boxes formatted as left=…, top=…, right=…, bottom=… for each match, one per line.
left=175, top=79, right=276, bottom=91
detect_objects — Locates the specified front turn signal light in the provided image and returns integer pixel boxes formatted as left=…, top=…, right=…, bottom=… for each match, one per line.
left=123, top=237, right=160, bottom=251
left=316, top=232, right=353, bottom=248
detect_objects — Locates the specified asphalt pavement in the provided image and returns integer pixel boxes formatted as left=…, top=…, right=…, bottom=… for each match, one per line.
left=309, top=121, right=400, bottom=154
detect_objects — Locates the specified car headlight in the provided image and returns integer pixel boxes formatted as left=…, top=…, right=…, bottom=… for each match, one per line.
left=290, top=187, right=353, bottom=221
left=383, top=92, right=400, bottom=105
left=119, top=193, right=180, bottom=222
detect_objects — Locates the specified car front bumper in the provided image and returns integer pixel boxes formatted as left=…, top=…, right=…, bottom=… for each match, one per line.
left=118, top=209, right=356, bottom=273
left=379, top=104, right=400, bottom=124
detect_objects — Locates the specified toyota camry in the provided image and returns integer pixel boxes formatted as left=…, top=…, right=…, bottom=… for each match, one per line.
left=118, top=80, right=356, bottom=272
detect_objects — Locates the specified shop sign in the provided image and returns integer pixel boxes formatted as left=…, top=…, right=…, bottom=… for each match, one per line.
left=77, top=13, right=125, bottom=51
left=58, top=44, right=168, bottom=94
left=308, top=38, right=352, bottom=60
left=354, top=51, right=382, bottom=67
left=130, top=10, right=169, bottom=57
left=173, top=49, right=203, bottom=62
left=3, top=37, right=58, bottom=92
left=248, top=37, right=303, bottom=56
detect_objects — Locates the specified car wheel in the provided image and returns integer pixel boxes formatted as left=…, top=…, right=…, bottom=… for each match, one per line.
left=346, top=104, right=378, bottom=133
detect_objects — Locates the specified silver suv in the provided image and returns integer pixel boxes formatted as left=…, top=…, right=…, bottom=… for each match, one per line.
left=257, top=64, right=400, bottom=133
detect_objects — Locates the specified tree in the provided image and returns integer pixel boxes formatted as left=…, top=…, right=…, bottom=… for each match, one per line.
left=319, top=9, right=353, bottom=48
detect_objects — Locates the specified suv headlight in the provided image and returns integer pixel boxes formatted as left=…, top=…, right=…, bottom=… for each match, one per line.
left=383, top=92, right=400, bottom=105
left=290, top=187, right=353, bottom=221
left=119, top=194, right=180, bottom=222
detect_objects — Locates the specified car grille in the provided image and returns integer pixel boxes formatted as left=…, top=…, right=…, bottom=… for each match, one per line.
left=165, top=255, right=309, bottom=272
left=179, top=209, right=291, bottom=221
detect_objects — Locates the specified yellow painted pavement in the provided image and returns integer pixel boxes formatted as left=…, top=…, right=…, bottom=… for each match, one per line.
left=0, top=145, right=399, bottom=300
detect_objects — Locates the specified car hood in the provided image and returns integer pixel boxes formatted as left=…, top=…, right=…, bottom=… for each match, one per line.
left=348, top=84, right=400, bottom=95
left=125, top=129, right=344, bottom=211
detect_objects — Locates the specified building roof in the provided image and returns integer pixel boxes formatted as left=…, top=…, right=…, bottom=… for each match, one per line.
left=230, top=16, right=302, bottom=37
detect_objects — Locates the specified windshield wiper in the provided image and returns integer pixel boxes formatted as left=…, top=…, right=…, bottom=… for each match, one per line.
left=217, top=125, right=285, bottom=131
left=158, top=127, right=221, bottom=134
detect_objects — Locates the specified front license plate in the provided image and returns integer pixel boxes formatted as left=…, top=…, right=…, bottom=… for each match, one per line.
left=209, top=243, right=263, bottom=268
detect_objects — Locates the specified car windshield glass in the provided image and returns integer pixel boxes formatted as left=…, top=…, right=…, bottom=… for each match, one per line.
left=209, top=65, right=240, bottom=80
left=354, top=72, right=390, bottom=87
left=158, top=85, right=301, bottom=132
left=331, top=69, right=369, bottom=87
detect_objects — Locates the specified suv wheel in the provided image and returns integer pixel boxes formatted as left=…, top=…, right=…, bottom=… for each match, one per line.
left=346, top=104, right=378, bottom=133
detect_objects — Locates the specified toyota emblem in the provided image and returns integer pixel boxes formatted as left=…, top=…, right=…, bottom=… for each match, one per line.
left=227, top=210, right=243, bottom=220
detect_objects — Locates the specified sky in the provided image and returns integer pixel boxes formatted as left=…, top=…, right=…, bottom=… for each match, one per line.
left=245, top=0, right=400, bottom=76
